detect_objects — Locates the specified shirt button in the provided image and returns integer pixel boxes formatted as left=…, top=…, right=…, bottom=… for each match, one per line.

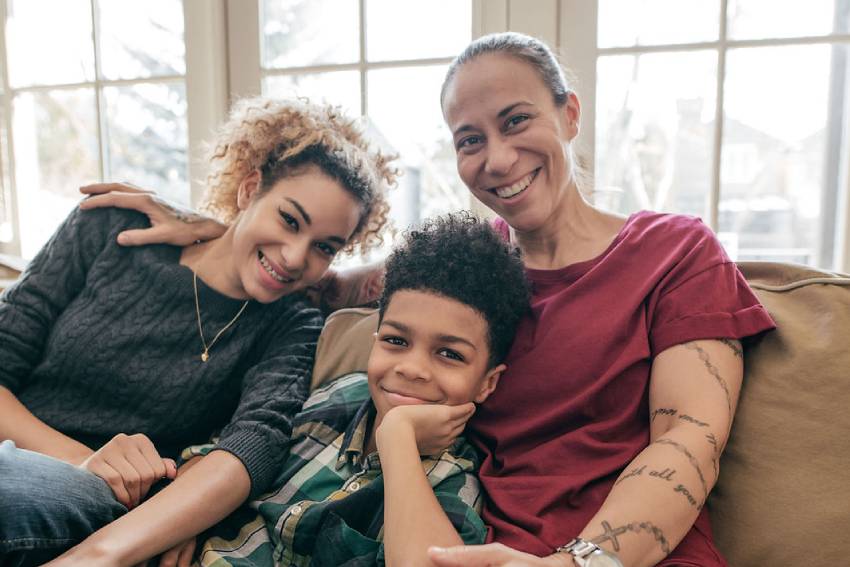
left=290, top=504, right=302, bottom=516
left=349, top=481, right=361, bottom=492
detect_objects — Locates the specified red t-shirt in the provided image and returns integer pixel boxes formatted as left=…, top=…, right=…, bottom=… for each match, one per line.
left=476, top=211, right=775, bottom=566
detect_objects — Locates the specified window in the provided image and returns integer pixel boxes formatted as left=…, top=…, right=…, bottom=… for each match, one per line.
left=592, top=0, right=850, bottom=269
left=0, top=0, right=188, bottom=259
left=255, top=0, right=473, bottom=253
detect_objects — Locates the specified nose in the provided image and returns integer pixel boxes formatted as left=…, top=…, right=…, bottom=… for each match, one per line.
left=484, top=136, right=518, bottom=177
left=280, top=237, right=310, bottom=275
left=394, top=349, right=432, bottom=383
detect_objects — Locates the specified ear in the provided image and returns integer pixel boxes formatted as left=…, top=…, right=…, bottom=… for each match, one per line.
left=560, top=91, right=581, bottom=141
left=474, top=363, right=506, bottom=404
left=236, top=170, right=262, bottom=211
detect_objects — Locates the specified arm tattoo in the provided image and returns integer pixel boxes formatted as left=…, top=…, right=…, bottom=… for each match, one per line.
left=684, top=342, right=733, bottom=417
left=591, top=520, right=671, bottom=555
left=678, top=414, right=709, bottom=427
left=719, top=338, right=743, bottom=358
left=651, top=408, right=677, bottom=421
left=652, top=438, right=708, bottom=504
left=614, top=464, right=646, bottom=486
left=706, top=432, right=720, bottom=480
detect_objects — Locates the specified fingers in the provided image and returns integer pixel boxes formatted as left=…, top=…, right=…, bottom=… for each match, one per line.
left=92, top=460, right=134, bottom=509
left=178, top=538, right=196, bottom=567
left=79, top=191, right=159, bottom=215
left=80, top=182, right=151, bottom=196
left=163, top=458, right=178, bottom=480
left=158, top=545, right=179, bottom=567
left=429, top=544, right=511, bottom=566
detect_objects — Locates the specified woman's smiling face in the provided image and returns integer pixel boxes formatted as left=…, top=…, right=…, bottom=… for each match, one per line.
left=442, top=53, right=580, bottom=233
left=231, top=165, right=361, bottom=303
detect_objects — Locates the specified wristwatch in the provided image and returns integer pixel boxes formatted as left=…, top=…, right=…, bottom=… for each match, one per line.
left=556, top=538, right=624, bottom=567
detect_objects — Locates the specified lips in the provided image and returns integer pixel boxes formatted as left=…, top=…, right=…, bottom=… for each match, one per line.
left=488, top=167, right=540, bottom=199
left=380, top=386, right=436, bottom=405
left=258, top=250, right=294, bottom=284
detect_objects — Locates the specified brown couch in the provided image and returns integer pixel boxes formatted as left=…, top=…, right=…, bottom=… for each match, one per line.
left=3, top=257, right=848, bottom=564
left=311, top=261, right=850, bottom=566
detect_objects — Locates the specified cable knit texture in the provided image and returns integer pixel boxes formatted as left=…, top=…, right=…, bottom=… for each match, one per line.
left=0, top=206, right=322, bottom=497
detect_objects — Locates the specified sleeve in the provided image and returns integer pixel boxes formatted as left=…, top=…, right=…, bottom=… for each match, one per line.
left=0, top=206, right=124, bottom=392
left=211, top=301, right=323, bottom=497
left=431, top=471, right=489, bottom=545
left=648, top=222, right=776, bottom=356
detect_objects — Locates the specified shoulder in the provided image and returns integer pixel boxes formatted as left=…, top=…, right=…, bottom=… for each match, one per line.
left=72, top=203, right=152, bottom=234
left=626, top=211, right=718, bottom=247
left=619, top=211, right=730, bottom=269
left=296, top=372, right=370, bottom=426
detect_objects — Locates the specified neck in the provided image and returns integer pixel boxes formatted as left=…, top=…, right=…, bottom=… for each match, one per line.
left=180, top=229, right=249, bottom=299
left=512, top=183, right=627, bottom=270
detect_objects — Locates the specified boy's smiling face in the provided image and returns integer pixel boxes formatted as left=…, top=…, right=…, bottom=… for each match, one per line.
left=367, top=289, right=505, bottom=430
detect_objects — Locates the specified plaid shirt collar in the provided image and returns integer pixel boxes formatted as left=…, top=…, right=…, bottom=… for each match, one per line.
left=336, top=398, right=376, bottom=469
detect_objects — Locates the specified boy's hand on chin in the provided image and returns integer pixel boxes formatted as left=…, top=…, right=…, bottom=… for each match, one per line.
left=377, top=403, right=475, bottom=456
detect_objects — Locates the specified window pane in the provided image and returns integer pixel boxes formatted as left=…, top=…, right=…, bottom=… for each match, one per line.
left=720, top=45, right=848, bottom=268
left=13, top=89, right=99, bottom=258
left=104, top=82, right=189, bottom=206
left=727, top=0, right=849, bottom=40
left=6, top=0, right=95, bottom=87
left=366, top=0, right=471, bottom=61
left=262, top=0, right=359, bottom=68
left=368, top=65, right=467, bottom=230
left=98, top=0, right=185, bottom=80
left=598, top=0, right=720, bottom=48
left=595, top=51, right=717, bottom=218
left=263, top=71, right=361, bottom=117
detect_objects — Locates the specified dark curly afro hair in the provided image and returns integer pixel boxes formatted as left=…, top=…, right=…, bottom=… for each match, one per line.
left=378, top=211, right=530, bottom=367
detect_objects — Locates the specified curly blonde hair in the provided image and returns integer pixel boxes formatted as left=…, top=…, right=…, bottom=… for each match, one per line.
left=201, top=97, right=397, bottom=255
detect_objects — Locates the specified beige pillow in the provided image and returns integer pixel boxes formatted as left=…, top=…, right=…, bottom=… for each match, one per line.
left=710, top=262, right=850, bottom=566
left=310, top=307, right=378, bottom=391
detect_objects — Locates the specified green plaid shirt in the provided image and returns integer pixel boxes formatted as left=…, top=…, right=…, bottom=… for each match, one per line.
left=184, top=372, right=487, bottom=567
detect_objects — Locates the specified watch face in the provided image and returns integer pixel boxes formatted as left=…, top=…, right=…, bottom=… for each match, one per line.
left=587, top=550, right=625, bottom=567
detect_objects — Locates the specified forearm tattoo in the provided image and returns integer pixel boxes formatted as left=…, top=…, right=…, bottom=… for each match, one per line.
left=684, top=342, right=733, bottom=417
left=591, top=520, right=671, bottom=555
left=652, top=438, right=708, bottom=505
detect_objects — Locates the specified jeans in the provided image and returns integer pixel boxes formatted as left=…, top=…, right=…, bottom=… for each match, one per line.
left=0, top=440, right=127, bottom=567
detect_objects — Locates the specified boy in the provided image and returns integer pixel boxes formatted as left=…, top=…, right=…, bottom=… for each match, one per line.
left=190, top=212, right=530, bottom=566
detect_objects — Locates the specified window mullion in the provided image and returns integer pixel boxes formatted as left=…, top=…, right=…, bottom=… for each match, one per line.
left=0, top=0, right=21, bottom=255
left=359, top=0, right=367, bottom=117
left=90, top=0, right=109, bottom=182
left=709, top=0, right=729, bottom=232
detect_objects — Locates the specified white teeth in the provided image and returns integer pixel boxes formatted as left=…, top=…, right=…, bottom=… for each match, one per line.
left=494, top=170, right=537, bottom=199
left=258, top=252, right=290, bottom=283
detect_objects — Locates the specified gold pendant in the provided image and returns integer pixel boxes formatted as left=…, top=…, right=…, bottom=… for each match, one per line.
left=201, top=351, right=209, bottom=362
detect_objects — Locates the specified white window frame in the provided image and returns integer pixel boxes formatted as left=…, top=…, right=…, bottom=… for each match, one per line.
left=0, top=0, right=230, bottom=258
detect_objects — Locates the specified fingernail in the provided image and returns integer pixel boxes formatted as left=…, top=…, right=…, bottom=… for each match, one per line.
left=430, top=547, right=446, bottom=554
left=117, top=234, right=128, bottom=244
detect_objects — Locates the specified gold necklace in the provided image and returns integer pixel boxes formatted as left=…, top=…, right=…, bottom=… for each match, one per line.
left=193, top=272, right=250, bottom=362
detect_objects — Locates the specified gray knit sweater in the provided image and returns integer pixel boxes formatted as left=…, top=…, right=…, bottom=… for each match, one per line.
left=0, top=206, right=323, bottom=496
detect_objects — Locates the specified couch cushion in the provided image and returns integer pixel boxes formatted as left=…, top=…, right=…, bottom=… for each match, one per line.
left=710, top=262, right=850, bottom=566
left=311, top=307, right=377, bottom=391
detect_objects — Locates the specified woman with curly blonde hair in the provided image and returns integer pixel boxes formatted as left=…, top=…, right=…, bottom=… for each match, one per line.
left=0, top=96, right=395, bottom=567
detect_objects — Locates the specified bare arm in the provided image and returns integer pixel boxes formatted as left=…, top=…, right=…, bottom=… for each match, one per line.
left=44, top=450, right=251, bottom=567
left=0, top=386, right=92, bottom=464
left=576, top=338, right=742, bottom=567
left=377, top=403, right=478, bottom=567
left=428, top=339, right=743, bottom=567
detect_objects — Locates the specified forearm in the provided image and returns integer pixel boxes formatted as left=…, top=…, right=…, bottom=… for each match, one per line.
left=0, top=386, right=93, bottom=463
left=57, top=449, right=251, bottom=566
left=380, top=429, right=463, bottom=567
left=578, top=424, right=721, bottom=567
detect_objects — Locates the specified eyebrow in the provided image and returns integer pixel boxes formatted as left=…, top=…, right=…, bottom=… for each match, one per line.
left=381, top=320, right=477, bottom=350
left=284, top=197, right=347, bottom=245
left=452, top=101, right=534, bottom=137
left=285, top=197, right=312, bottom=225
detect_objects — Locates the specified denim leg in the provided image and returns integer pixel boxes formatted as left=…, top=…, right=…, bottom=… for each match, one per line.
left=0, top=440, right=127, bottom=566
